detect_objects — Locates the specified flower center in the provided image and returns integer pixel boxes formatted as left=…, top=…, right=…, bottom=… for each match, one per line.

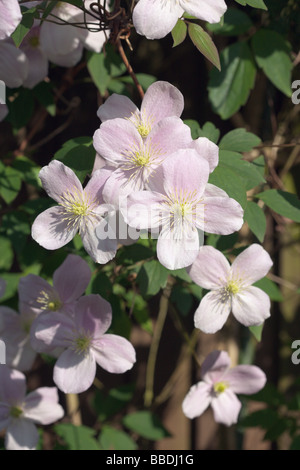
left=10, top=406, right=23, bottom=419
left=130, top=110, right=154, bottom=138
left=162, top=189, right=201, bottom=231
left=59, top=188, right=98, bottom=230
left=36, top=290, right=62, bottom=312
left=137, top=123, right=151, bottom=138
left=213, top=381, right=228, bottom=395
left=226, top=280, right=240, bottom=295
left=70, top=332, right=92, bottom=356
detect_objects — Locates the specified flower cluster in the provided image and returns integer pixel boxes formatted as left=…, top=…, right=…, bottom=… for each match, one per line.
left=0, top=254, right=136, bottom=395
left=0, top=1, right=107, bottom=91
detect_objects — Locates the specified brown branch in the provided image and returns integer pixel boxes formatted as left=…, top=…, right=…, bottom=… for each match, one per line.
left=116, top=39, right=144, bottom=101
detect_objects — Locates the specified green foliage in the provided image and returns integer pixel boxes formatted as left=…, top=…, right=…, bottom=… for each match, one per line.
left=256, top=190, right=300, bottom=223
left=208, top=41, right=256, bottom=119
left=249, top=323, right=264, bottom=341
left=54, top=137, right=95, bottom=183
left=219, top=128, right=261, bottom=152
left=54, top=424, right=100, bottom=450
left=172, top=20, right=187, bottom=47
left=136, top=260, right=169, bottom=296
left=11, top=6, right=37, bottom=47
left=188, top=23, right=221, bottom=70
left=251, top=29, right=292, bottom=97
left=6, top=89, right=35, bottom=130
left=93, top=384, right=135, bottom=422
left=207, top=8, right=253, bottom=36
left=0, top=163, right=22, bottom=204
left=235, top=0, right=267, bottom=9
left=99, top=426, right=137, bottom=450
left=253, top=277, right=283, bottom=302
left=123, top=411, right=171, bottom=440
left=244, top=201, right=266, bottom=243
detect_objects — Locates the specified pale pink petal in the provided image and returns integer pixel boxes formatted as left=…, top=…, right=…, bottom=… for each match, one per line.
left=84, top=168, right=112, bottom=205
left=0, top=0, right=22, bottom=40
left=53, top=254, right=91, bottom=303
left=133, top=0, right=183, bottom=39
left=6, top=419, right=39, bottom=451
left=182, top=382, right=212, bottom=419
left=201, top=350, right=231, bottom=384
left=24, top=388, right=64, bottom=424
left=161, top=149, right=209, bottom=199
left=92, top=153, right=110, bottom=173
left=122, top=190, right=164, bottom=230
left=191, top=137, right=219, bottom=173
left=225, top=365, right=267, bottom=395
left=40, top=13, right=81, bottom=56
left=0, top=367, right=26, bottom=404
left=31, top=312, right=74, bottom=353
left=181, top=0, right=227, bottom=24
left=0, top=404, right=10, bottom=430
left=97, top=94, right=138, bottom=122
left=202, top=183, right=228, bottom=198
left=18, top=274, right=53, bottom=311
left=32, top=206, right=78, bottom=250
left=231, top=244, right=273, bottom=286
left=81, top=217, right=118, bottom=264
left=194, top=291, right=231, bottom=334
left=141, top=81, right=184, bottom=124
left=93, top=119, right=142, bottom=166
left=92, top=334, right=136, bottom=374
left=157, top=225, right=200, bottom=270
left=8, top=339, right=37, bottom=372
left=197, top=195, right=244, bottom=234
left=148, top=117, right=192, bottom=159
left=232, top=286, right=271, bottom=327
left=102, top=170, right=139, bottom=206
left=82, top=29, right=106, bottom=53
left=21, top=46, right=48, bottom=89
left=74, top=294, right=112, bottom=337
left=45, top=43, right=83, bottom=67
left=187, top=245, right=230, bottom=290
left=211, top=389, right=242, bottom=426
left=39, top=160, right=83, bottom=203
left=54, top=349, right=96, bottom=394
left=0, top=41, right=28, bottom=88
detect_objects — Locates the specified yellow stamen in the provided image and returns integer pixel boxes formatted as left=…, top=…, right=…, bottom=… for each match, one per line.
left=36, top=290, right=62, bottom=312
left=213, top=381, right=228, bottom=395
left=226, top=280, right=240, bottom=295
left=10, top=406, right=23, bottom=418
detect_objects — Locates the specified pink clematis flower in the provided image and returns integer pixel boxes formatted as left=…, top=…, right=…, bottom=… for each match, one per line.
left=133, top=0, right=227, bottom=40
left=0, top=0, right=22, bottom=40
left=122, top=149, right=243, bottom=270
left=31, top=160, right=118, bottom=264
left=0, top=366, right=64, bottom=450
left=20, top=24, right=49, bottom=89
left=0, top=305, right=38, bottom=371
left=182, top=350, right=266, bottom=426
left=18, top=254, right=91, bottom=316
left=187, top=244, right=273, bottom=334
left=0, top=39, right=28, bottom=88
left=97, top=81, right=184, bottom=135
left=31, top=294, right=136, bottom=394
left=93, top=114, right=192, bottom=196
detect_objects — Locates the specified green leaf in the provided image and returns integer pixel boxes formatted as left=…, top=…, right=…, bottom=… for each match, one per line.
left=93, top=384, right=135, bottom=422
left=54, top=424, right=100, bottom=450
left=188, top=23, right=221, bottom=70
left=256, top=189, right=300, bottom=223
left=87, top=271, right=112, bottom=301
left=123, top=411, right=171, bottom=440
left=0, top=273, right=22, bottom=302
left=198, top=122, right=220, bottom=144
left=251, top=29, right=292, bottom=97
left=171, top=269, right=192, bottom=283
left=6, top=89, right=35, bottom=129
left=0, top=237, right=14, bottom=270
left=207, top=8, right=253, bottom=36
left=235, top=0, right=267, bottom=9
left=172, top=20, right=187, bottom=47
left=99, top=426, right=137, bottom=450
left=253, top=277, right=283, bottom=302
left=244, top=201, right=266, bottom=243
left=171, top=285, right=193, bottom=316
left=183, top=120, right=201, bottom=139
left=11, top=7, right=36, bottom=47
left=189, top=283, right=203, bottom=300
left=0, top=211, right=31, bottom=254
left=209, top=164, right=247, bottom=208
left=249, top=323, right=264, bottom=341
left=12, top=156, right=41, bottom=188
left=290, top=435, right=300, bottom=450
left=252, top=155, right=266, bottom=178
left=87, top=52, right=110, bottom=96
left=219, top=150, right=265, bottom=190
left=136, top=260, right=169, bottom=296
left=208, top=41, right=256, bottom=119
left=219, top=128, right=261, bottom=152
left=54, top=137, right=95, bottom=183
left=0, top=165, right=22, bottom=204
left=240, top=408, right=278, bottom=429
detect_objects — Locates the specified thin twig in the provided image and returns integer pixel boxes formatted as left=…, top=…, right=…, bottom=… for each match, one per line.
left=66, top=394, right=82, bottom=426
left=116, top=39, right=144, bottom=101
left=144, top=277, right=174, bottom=407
